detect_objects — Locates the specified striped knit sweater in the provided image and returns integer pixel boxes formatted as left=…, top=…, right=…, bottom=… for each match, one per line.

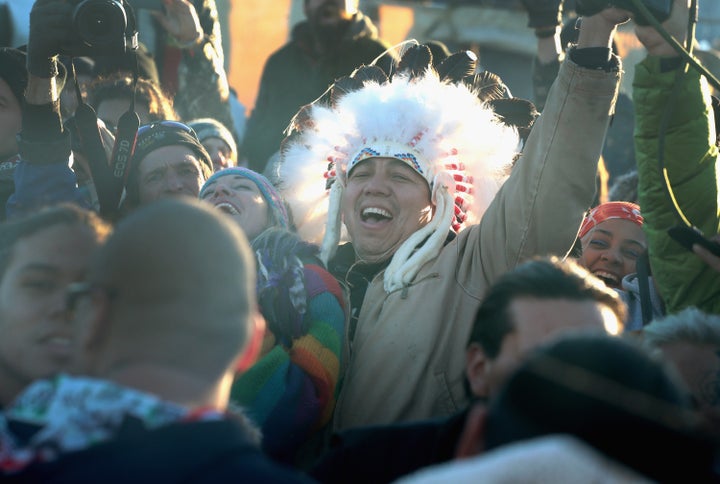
left=231, top=231, right=347, bottom=465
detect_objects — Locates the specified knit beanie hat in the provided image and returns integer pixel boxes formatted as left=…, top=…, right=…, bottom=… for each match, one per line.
left=131, top=122, right=213, bottom=174
left=0, top=48, right=28, bottom=105
left=200, top=167, right=289, bottom=230
left=187, top=118, right=237, bottom=157
left=579, top=201, right=643, bottom=239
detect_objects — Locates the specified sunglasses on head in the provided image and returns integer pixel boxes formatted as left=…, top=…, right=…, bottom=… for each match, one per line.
left=136, top=120, right=199, bottom=139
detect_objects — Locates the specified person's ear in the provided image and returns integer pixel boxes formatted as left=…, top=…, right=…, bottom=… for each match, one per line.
left=466, top=342, right=491, bottom=399
left=234, top=310, right=266, bottom=373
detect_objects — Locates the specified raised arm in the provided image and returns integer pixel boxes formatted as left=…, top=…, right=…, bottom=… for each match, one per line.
left=519, top=0, right=565, bottom=111
left=470, top=7, right=627, bottom=285
left=153, top=0, right=235, bottom=136
left=7, top=0, right=86, bottom=219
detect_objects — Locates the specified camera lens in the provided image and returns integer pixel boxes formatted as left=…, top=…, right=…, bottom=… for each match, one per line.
left=73, top=0, right=127, bottom=48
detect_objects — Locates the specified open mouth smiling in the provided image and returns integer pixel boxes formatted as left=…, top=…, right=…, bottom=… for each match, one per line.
left=215, top=202, right=240, bottom=215
left=361, top=207, right=393, bottom=223
left=593, top=270, right=620, bottom=287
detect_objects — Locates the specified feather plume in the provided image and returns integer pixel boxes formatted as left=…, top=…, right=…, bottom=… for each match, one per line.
left=330, top=76, right=364, bottom=107
left=283, top=103, right=314, bottom=138
left=350, top=64, right=389, bottom=86
left=469, top=71, right=511, bottom=103
left=395, top=44, right=432, bottom=80
left=489, top=98, right=539, bottom=130
left=436, top=50, right=477, bottom=83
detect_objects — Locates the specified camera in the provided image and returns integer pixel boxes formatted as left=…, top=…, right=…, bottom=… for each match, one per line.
left=575, top=0, right=672, bottom=26
left=61, top=0, right=138, bottom=56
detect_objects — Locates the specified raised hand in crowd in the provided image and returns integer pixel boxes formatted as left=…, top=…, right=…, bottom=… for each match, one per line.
left=150, top=0, right=204, bottom=47
left=26, top=0, right=73, bottom=81
left=6, top=0, right=89, bottom=219
left=634, top=0, right=688, bottom=55
left=519, top=0, right=564, bottom=33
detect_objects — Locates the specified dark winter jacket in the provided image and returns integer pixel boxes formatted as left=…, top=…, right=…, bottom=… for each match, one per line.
left=310, top=410, right=469, bottom=484
left=241, top=12, right=395, bottom=173
left=2, top=419, right=315, bottom=484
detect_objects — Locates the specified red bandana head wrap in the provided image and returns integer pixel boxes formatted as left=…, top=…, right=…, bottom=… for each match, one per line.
left=579, top=201, right=643, bottom=239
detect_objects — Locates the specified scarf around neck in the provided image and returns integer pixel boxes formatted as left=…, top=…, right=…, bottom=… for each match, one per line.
left=0, top=374, right=222, bottom=473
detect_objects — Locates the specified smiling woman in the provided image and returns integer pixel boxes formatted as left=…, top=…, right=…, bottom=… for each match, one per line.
left=199, top=167, right=348, bottom=466
left=577, top=201, right=646, bottom=289
left=200, top=167, right=287, bottom=239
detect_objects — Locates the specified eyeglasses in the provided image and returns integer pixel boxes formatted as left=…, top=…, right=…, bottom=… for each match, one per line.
left=65, top=281, right=117, bottom=315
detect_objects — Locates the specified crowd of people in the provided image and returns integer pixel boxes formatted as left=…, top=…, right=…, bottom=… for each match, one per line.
left=0, top=0, right=719, bottom=481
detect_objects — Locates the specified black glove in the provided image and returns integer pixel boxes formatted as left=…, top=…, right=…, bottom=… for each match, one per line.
left=27, top=0, right=74, bottom=78
left=519, top=0, right=564, bottom=29
left=574, top=0, right=607, bottom=17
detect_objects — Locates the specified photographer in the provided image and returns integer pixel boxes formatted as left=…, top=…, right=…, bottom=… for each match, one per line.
left=633, top=0, right=720, bottom=314
left=5, top=0, right=89, bottom=219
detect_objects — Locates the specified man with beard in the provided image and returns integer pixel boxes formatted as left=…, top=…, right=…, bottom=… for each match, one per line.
left=239, top=0, right=395, bottom=173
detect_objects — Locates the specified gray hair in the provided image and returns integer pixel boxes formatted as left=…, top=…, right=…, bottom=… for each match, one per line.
left=643, top=307, right=720, bottom=349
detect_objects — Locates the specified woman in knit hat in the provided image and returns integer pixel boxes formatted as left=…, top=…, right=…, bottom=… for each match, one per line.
left=199, top=167, right=347, bottom=466
left=576, top=201, right=646, bottom=289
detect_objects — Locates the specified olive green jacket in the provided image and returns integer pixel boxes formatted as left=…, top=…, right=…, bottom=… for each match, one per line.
left=633, top=56, right=720, bottom=314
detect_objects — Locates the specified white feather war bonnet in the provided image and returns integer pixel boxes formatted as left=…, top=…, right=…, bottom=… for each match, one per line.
left=279, top=42, right=532, bottom=292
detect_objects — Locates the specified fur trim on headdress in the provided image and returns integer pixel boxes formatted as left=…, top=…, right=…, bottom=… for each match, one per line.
left=280, top=43, right=519, bottom=292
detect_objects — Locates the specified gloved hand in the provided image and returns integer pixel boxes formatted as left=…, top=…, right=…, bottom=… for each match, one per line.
left=27, top=0, right=74, bottom=78
left=519, top=0, right=564, bottom=29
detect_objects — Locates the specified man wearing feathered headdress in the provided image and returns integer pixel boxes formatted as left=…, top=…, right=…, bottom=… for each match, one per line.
left=280, top=7, right=631, bottom=431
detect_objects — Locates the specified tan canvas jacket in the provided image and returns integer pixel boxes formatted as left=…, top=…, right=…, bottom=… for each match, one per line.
left=333, top=55, right=622, bottom=431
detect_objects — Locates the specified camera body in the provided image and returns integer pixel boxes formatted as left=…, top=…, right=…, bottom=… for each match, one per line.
left=60, top=0, right=138, bottom=56
left=575, top=0, right=672, bottom=25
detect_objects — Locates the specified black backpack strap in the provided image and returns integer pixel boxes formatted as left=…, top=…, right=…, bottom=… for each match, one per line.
left=636, top=250, right=653, bottom=326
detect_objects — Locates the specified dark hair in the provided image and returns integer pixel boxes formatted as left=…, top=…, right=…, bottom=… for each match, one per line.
left=0, top=204, right=111, bottom=278
left=468, top=256, right=625, bottom=359
left=86, top=72, right=177, bottom=126
left=484, top=333, right=714, bottom=482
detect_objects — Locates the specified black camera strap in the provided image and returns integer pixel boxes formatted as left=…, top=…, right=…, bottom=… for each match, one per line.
left=108, top=67, right=140, bottom=211
left=105, top=0, right=141, bottom=216
left=73, top=0, right=140, bottom=220
left=636, top=250, right=654, bottom=326
left=71, top=61, right=119, bottom=219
